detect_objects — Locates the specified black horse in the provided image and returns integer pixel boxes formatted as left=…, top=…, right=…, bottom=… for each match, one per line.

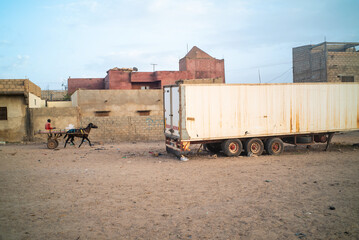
left=64, top=123, right=98, bottom=148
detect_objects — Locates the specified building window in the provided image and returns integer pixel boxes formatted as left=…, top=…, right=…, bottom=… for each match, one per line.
left=95, top=111, right=110, bottom=117
left=339, top=76, right=354, bottom=82
left=0, top=107, right=7, bottom=120
left=141, top=86, right=150, bottom=90
left=137, top=110, right=151, bottom=116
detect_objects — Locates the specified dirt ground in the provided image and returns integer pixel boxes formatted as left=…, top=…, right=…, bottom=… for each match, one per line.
left=0, top=132, right=359, bottom=240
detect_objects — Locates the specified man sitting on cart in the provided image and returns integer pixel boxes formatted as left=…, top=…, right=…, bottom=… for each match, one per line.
left=45, top=119, right=56, bottom=136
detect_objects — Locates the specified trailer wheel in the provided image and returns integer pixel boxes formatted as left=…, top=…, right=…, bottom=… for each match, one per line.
left=265, top=138, right=284, bottom=155
left=204, top=143, right=222, bottom=153
left=221, top=139, right=242, bottom=157
left=296, top=136, right=312, bottom=144
left=245, top=138, right=264, bottom=156
left=47, top=139, right=58, bottom=149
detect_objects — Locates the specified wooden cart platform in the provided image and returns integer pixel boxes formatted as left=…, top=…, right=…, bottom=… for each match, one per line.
left=36, top=130, right=68, bottom=149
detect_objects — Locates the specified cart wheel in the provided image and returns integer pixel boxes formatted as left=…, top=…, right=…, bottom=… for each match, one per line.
left=221, top=139, right=243, bottom=157
left=47, top=139, right=58, bottom=149
left=245, top=138, right=264, bottom=156
left=265, top=138, right=284, bottom=155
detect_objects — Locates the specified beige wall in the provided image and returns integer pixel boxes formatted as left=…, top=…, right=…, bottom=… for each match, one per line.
left=0, top=95, right=28, bottom=142
left=73, top=89, right=163, bottom=117
left=47, top=101, right=72, bottom=108
left=28, top=93, right=46, bottom=108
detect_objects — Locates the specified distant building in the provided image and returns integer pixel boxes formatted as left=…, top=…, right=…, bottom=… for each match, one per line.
left=293, top=42, right=359, bottom=83
left=68, top=46, right=225, bottom=94
left=0, top=79, right=44, bottom=142
left=41, top=90, right=68, bottom=101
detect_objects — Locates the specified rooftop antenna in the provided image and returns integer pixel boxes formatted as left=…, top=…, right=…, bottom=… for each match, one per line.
left=150, top=63, right=157, bottom=72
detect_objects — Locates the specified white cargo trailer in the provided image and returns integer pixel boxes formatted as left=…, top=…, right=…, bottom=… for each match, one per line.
left=164, top=83, right=359, bottom=157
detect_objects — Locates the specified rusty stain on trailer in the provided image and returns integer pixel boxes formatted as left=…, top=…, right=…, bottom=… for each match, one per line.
left=296, top=111, right=300, bottom=132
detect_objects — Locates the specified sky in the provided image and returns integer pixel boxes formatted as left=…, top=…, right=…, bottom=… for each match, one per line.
left=0, top=0, right=358, bottom=90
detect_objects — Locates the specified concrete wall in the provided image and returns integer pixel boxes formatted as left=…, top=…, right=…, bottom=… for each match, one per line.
left=47, top=101, right=72, bottom=108
left=0, top=95, right=28, bottom=142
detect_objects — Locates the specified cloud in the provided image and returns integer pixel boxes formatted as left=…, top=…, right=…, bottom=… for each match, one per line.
left=12, top=55, right=30, bottom=68
left=0, top=40, right=11, bottom=46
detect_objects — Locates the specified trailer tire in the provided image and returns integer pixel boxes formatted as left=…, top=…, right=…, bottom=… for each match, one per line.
left=205, top=143, right=222, bottom=153
left=265, top=138, right=284, bottom=155
left=296, top=136, right=312, bottom=144
left=245, top=138, right=264, bottom=156
left=221, top=139, right=242, bottom=157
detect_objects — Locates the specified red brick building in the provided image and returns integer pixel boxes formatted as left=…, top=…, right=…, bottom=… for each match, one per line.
left=68, top=46, right=225, bottom=94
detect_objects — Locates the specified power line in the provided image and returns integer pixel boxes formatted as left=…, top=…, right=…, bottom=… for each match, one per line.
left=264, top=67, right=293, bottom=83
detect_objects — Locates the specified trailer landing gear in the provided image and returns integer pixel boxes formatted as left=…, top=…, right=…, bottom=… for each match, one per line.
left=325, top=133, right=335, bottom=151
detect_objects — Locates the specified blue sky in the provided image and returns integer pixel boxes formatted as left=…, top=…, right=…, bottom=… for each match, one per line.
left=0, top=0, right=358, bottom=90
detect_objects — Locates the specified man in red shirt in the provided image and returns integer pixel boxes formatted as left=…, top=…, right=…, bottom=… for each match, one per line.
left=45, top=119, right=56, bottom=130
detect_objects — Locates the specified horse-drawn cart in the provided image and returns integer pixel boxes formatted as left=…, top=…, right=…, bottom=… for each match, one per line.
left=36, top=130, right=67, bottom=149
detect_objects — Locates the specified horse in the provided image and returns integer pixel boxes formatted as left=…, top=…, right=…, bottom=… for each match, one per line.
left=64, top=123, right=98, bottom=148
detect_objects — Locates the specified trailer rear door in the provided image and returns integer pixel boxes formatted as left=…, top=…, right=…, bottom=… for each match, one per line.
left=164, top=86, right=180, bottom=138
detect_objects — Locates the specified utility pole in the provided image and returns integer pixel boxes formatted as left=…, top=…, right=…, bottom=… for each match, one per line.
left=258, top=69, right=262, bottom=83
left=150, top=63, right=157, bottom=72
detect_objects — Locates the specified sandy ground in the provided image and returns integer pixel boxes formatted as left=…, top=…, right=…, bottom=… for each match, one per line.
left=0, top=132, right=359, bottom=240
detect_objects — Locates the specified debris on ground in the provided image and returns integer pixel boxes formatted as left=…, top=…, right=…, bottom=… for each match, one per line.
left=295, top=232, right=306, bottom=239
left=264, top=180, right=272, bottom=183
left=180, top=155, right=188, bottom=161
left=329, top=206, right=336, bottom=210
left=95, top=147, right=106, bottom=150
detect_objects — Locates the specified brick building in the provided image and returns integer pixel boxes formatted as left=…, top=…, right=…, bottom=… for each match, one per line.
left=68, top=46, right=225, bottom=94
left=293, top=42, right=359, bottom=83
